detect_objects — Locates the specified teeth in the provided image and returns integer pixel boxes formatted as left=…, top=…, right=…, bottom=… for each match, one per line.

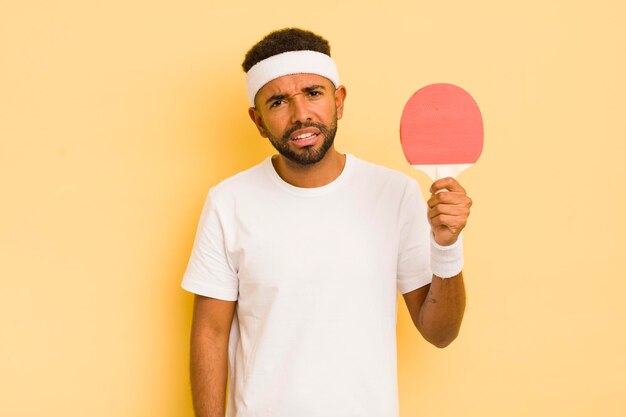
left=294, top=132, right=315, bottom=140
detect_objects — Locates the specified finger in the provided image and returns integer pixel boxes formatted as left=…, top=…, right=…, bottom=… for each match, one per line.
left=427, top=192, right=472, bottom=208
left=428, top=204, right=470, bottom=220
left=430, top=177, right=466, bottom=194
left=429, top=214, right=467, bottom=231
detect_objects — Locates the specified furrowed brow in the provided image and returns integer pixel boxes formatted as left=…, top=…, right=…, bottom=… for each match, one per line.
left=265, top=93, right=288, bottom=106
left=303, top=85, right=325, bottom=93
left=263, top=85, right=326, bottom=106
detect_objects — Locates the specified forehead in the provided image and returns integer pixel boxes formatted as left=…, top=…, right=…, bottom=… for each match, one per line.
left=256, top=73, right=334, bottom=98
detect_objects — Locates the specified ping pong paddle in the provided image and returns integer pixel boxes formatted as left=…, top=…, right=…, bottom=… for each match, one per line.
left=400, top=83, right=483, bottom=181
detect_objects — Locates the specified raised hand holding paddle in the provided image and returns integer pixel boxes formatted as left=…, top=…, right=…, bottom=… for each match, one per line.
left=399, top=83, right=481, bottom=252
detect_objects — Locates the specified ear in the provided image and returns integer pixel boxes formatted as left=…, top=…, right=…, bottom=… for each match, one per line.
left=334, top=85, right=347, bottom=120
left=248, top=107, right=267, bottom=138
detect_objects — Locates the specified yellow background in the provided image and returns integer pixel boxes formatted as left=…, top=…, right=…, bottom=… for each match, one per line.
left=2, top=1, right=625, bottom=416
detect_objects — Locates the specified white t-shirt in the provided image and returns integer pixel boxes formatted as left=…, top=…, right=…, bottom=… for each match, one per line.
left=182, top=154, right=432, bottom=417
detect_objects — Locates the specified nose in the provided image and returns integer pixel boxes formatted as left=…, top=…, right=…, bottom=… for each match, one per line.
left=290, top=95, right=311, bottom=124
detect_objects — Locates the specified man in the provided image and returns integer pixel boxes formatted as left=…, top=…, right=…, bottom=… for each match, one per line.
left=182, top=28, right=472, bottom=417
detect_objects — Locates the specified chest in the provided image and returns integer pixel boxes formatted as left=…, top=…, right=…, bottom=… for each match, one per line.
left=225, top=192, right=401, bottom=294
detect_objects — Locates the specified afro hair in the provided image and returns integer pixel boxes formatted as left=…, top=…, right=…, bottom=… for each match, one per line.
left=242, top=28, right=331, bottom=72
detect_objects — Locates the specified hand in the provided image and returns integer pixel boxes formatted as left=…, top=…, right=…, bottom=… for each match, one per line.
left=427, top=177, right=472, bottom=246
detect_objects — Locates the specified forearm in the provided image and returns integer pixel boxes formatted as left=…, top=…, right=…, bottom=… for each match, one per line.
left=189, top=296, right=235, bottom=417
left=417, top=272, right=466, bottom=348
left=190, top=328, right=230, bottom=417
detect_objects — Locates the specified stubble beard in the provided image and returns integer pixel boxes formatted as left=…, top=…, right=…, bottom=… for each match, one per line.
left=265, top=119, right=338, bottom=166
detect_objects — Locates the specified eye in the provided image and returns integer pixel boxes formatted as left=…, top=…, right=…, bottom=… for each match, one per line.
left=270, top=99, right=284, bottom=108
left=308, top=90, right=321, bottom=97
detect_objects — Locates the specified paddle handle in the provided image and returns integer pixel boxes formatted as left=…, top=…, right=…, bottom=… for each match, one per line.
left=411, top=163, right=473, bottom=182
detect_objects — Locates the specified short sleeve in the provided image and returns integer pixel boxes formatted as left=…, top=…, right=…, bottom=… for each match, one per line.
left=181, top=190, right=239, bottom=301
left=396, top=180, right=433, bottom=294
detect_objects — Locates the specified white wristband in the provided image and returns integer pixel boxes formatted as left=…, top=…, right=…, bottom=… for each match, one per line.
left=430, top=234, right=464, bottom=279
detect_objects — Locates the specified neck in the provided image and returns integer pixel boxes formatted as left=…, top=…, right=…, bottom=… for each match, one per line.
left=272, top=147, right=346, bottom=188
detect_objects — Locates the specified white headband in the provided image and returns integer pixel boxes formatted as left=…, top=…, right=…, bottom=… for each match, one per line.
left=245, top=50, right=340, bottom=106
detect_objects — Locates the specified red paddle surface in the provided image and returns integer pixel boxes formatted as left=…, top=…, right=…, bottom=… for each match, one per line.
left=400, top=83, right=483, bottom=165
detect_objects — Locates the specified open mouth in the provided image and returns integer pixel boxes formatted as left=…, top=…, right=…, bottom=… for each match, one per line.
left=290, top=129, right=320, bottom=147
left=292, top=132, right=318, bottom=141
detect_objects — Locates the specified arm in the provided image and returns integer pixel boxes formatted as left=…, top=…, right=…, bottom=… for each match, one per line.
left=403, top=273, right=466, bottom=348
left=190, top=294, right=236, bottom=417
left=403, top=177, right=471, bottom=348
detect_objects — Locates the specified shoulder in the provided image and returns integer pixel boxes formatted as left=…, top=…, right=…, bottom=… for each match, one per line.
left=208, top=158, right=271, bottom=204
left=349, top=155, right=419, bottom=193
left=348, top=155, right=426, bottom=216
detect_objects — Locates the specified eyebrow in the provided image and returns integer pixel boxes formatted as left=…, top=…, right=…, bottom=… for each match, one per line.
left=303, top=85, right=325, bottom=93
left=264, top=85, right=326, bottom=106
